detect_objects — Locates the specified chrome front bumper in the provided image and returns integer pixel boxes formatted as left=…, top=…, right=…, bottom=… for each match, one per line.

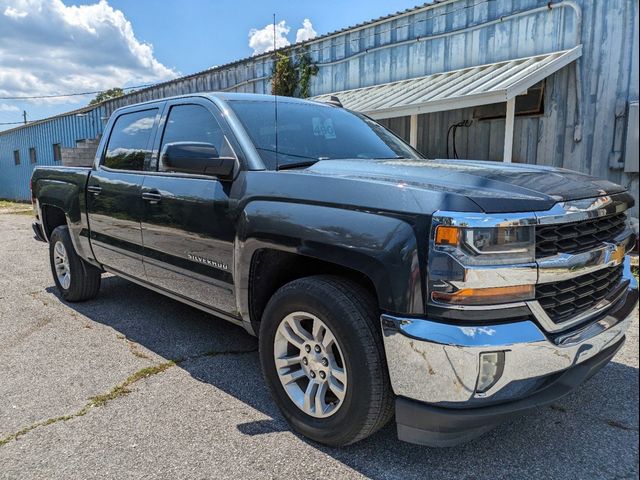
left=381, top=264, right=638, bottom=406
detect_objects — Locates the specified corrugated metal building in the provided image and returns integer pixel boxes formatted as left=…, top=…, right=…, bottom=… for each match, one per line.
left=0, top=105, right=105, bottom=200
left=1, top=0, right=638, bottom=217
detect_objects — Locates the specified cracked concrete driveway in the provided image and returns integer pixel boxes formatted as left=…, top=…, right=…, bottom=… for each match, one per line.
left=0, top=211, right=638, bottom=480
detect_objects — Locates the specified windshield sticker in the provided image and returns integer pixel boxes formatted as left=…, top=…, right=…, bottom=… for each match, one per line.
left=312, top=117, right=336, bottom=139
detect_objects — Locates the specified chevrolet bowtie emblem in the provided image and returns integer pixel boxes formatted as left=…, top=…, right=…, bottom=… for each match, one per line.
left=610, top=244, right=626, bottom=264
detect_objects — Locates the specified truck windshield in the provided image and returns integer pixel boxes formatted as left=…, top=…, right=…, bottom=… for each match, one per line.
left=227, top=99, right=424, bottom=170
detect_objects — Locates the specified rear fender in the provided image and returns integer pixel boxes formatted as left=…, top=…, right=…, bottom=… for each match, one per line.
left=32, top=169, right=95, bottom=264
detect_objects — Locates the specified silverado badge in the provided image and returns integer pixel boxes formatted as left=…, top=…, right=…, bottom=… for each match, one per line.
left=187, top=254, right=229, bottom=271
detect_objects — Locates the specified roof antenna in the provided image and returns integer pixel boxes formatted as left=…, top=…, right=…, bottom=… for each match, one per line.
left=273, top=13, right=279, bottom=169
left=326, top=96, right=343, bottom=108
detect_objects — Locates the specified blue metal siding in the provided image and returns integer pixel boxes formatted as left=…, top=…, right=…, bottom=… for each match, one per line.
left=0, top=106, right=105, bottom=200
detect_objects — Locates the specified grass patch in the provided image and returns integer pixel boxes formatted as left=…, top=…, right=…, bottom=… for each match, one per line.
left=0, top=199, right=32, bottom=215
left=87, top=362, right=174, bottom=408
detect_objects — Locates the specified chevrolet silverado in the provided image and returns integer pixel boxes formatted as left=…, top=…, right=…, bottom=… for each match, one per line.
left=31, top=93, right=638, bottom=447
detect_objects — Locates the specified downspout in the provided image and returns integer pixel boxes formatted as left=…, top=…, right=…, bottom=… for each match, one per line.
left=503, top=98, right=516, bottom=162
left=552, top=1, right=584, bottom=143
left=410, top=114, right=418, bottom=149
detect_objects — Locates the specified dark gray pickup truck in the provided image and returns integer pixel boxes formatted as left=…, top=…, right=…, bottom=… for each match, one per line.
left=31, top=93, right=638, bottom=447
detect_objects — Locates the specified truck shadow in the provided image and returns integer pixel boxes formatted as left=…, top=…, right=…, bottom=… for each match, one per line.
left=48, top=275, right=640, bottom=479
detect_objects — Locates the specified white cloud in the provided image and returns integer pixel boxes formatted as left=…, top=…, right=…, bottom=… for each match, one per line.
left=122, top=115, right=154, bottom=134
left=3, top=5, right=27, bottom=18
left=0, top=0, right=178, bottom=104
left=295, top=19, right=317, bottom=43
left=0, top=103, right=20, bottom=112
left=248, top=20, right=290, bottom=56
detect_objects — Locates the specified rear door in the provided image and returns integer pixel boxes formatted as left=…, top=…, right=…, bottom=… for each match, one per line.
left=87, top=107, right=161, bottom=278
left=140, top=99, right=239, bottom=314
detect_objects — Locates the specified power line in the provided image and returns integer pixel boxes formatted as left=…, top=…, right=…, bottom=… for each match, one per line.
left=0, top=84, right=154, bottom=125
left=0, top=83, right=153, bottom=100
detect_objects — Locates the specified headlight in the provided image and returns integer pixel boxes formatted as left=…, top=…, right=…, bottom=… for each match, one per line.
left=434, top=225, right=535, bottom=265
left=428, top=222, right=536, bottom=307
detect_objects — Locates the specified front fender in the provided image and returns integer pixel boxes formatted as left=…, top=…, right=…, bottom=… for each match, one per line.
left=235, top=201, right=424, bottom=322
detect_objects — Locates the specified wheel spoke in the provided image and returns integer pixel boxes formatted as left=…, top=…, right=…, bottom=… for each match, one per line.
left=275, top=355, right=301, bottom=370
left=280, top=323, right=307, bottom=349
left=288, top=316, right=313, bottom=341
left=321, top=329, right=336, bottom=350
left=303, top=380, right=319, bottom=413
left=328, top=376, right=346, bottom=401
left=279, top=368, right=305, bottom=385
left=331, top=366, right=346, bottom=385
left=312, top=320, right=325, bottom=343
left=314, top=382, right=328, bottom=415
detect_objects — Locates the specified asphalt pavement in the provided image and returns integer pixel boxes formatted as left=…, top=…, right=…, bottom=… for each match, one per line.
left=0, top=211, right=638, bottom=479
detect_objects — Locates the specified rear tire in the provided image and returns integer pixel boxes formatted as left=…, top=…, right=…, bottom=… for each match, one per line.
left=259, top=275, right=393, bottom=446
left=49, top=225, right=101, bottom=302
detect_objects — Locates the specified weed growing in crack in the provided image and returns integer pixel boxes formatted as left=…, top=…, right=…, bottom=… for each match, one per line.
left=0, top=348, right=257, bottom=447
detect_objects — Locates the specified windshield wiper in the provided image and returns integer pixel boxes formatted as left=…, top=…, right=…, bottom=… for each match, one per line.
left=277, top=160, right=320, bottom=170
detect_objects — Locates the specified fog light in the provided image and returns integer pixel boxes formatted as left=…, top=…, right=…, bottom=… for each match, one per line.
left=476, top=351, right=505, bottom=394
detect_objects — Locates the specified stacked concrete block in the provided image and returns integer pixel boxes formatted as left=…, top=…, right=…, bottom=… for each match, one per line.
left=61, top=138, right=100, bottom=167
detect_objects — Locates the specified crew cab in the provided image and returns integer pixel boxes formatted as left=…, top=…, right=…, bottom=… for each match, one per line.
left=31, top=93, right=638, bottom=447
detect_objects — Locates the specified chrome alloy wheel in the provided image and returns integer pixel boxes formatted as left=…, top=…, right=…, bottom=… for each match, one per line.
left=274, top=312, right=348, bottom=418
left=53, top=241, right=71, bottom=289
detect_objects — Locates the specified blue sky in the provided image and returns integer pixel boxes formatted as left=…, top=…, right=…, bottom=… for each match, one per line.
left=0, top=0, right=422, bottom=130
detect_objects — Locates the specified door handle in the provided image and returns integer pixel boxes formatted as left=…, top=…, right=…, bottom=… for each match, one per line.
left=87, top=185, right=102, bottom=195
left=142, top=191, right=162, bottom=204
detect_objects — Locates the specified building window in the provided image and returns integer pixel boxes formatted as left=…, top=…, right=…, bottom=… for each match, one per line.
left=13, top=150, right=20, bottom=165
left=29, top=147, right=37, bottom=164
left=53, top=143, right=62, bottom=162
left=473, top=81, right=545, bottom=120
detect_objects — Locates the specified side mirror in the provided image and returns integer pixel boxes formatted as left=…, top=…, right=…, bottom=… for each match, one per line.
left=161, top=142, right=235, bottom=179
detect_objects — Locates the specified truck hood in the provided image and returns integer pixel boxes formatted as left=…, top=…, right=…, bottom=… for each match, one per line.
left=301, top=159, right=626, bottom=213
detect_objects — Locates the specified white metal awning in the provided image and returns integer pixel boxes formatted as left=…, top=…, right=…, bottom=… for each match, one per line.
left=313, top=45, right=582, bottom=162
left=313, top=45, right=582, bottom=119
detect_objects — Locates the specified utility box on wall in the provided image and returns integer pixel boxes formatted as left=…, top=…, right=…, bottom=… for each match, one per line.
left=625, top=102, right=639, bottom=173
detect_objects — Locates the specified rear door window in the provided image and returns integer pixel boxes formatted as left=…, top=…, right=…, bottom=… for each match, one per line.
left=103, top=109, right=158, bottom=171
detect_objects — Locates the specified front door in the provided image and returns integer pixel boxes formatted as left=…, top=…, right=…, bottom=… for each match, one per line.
left=140, top=101, right=238, bottom=314
left=87, top=107, right=160, bottom=278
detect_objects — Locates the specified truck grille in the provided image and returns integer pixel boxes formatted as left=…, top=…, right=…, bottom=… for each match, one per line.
left=536, top=265, right=624, bottom=324
left=536, top=213, right=627, bottom=257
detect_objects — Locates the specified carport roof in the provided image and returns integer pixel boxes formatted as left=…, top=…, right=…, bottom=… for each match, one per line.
left=313, top=45, right=582, bottom=119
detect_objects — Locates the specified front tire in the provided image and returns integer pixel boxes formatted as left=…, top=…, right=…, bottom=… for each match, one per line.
left=49, top=225, right=101, bottom=302
left=259, top=275, right=393, bottom=446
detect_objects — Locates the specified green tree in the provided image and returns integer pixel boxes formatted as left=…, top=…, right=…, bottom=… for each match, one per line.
left=271, top=48, right=318, bottom=98
left=89, top=87, right=125, bottom=105
left=271, top=54, right=297, bottom=97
